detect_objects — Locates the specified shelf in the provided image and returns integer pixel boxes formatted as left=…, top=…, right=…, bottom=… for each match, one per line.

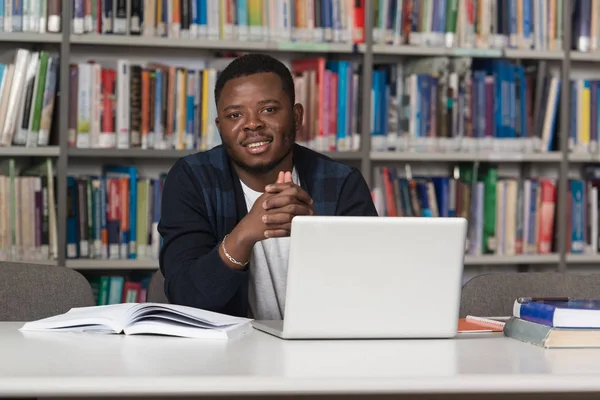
left=0, top=33, right=62, bottom=43
left=372, top=45, right=452, bottom=56
left=370, top=151, right=562, bottom=163
left=565, top=254, right=600, bottom=264
left=0, top=146, right=60, bottom=157
left=70, top=34, right=355, bottom=53
left=568, top=152, right=600, bottom=163
left=66, top=259, right=159, bottom=270
left=4, top=259, right=58, bottom=266
left=68, top=148, right=362, bottom=161
left=464, top=254, right=560, bottom=265
left=570, top=51, right=600, bottom=61
left=503, top=49, right=564, bottom=60
left=68, top=148, right=199, bottom=159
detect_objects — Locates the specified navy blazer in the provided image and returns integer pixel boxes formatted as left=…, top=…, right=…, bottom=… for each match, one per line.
left=158, top=143, right=378, bottom=316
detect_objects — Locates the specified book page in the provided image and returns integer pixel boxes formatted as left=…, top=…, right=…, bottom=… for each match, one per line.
left=20, top=303, right=137, bottom=333
left=131, top=303, right=252, bottom=327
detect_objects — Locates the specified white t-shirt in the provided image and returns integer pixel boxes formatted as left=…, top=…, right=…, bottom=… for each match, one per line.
left=240, top=168, right=299, bottom=320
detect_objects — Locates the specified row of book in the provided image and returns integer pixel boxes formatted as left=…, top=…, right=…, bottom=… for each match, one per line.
left=371, top=57, right=559, bottom=154
left=62, top=0, right=572, bottom=53
left=0, top=159, right=58, bottom=263
left=0, top=0, right=61, bottom=33
left=373, top=162, right=600, bottom=257
left=89, top=273, right=153, bottom=305
left=71, top=0, right=364, bottom=44
left=0, top=49, right=59, bottom=148
left=68, top=56, right=362, bottom=152
left=372, top=164, right=558, bottom=256
left=66, top=166, right=164, bottom=261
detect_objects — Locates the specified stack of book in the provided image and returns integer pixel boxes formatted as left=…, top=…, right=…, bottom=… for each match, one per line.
left=504, top=297, right=600, bottom=348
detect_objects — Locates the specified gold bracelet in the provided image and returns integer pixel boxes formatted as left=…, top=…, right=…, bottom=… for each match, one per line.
left=221, top=234, right=249, bottom=267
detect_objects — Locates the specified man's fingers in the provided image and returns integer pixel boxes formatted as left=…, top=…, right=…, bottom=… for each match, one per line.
left=284, top=171, right=293, bottom=183
left=276, top=171, right=285, bottom=184
left=263, top=187, right=313, bottom=208
left=264, top=228, right=290, bottom=239
left=263, top=196, right=314, bottom=213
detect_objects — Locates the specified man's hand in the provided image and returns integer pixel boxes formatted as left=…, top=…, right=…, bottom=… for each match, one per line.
left=260, top=171, right=315, bottom=238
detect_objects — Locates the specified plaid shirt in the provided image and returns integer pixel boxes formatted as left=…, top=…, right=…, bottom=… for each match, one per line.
left=158, top=144, right=377, bottom=316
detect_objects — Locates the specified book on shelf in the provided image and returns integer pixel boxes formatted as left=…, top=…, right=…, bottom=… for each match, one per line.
left=372, top=56, right=560, bottom=154
left=0, top=0, right=61, bottom=33
left=66, top=166, right=163, bottom=262
left=68, top=56, right=362, bottom=153
left=89, top=273, right=153, bottom=306
left=566, top=165, right=600, bottom=256
left=0, top=49, right=59, bottom=148
left=372, top=164, right=558, bottom=257
left=19, top=302, right=253, bottom=339
left=0, top=158, right=58, bottom=263
left=70, top=0, right=365, bottom=43
left=65, top=0, right=561, bottom=53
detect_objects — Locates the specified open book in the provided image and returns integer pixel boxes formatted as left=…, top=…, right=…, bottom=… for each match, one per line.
left=19, top=303, right=253, bottom=339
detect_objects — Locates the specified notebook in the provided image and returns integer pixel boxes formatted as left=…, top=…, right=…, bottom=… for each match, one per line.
left=19, top=303, right=253, bottom=339
left=458, top=316, right=506, bottom=333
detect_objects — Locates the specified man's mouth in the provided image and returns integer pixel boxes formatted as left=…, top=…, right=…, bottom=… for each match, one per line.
left=243, top=139, right=273, bottom=154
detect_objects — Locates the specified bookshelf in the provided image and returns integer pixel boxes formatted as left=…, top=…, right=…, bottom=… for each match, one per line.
left=2, top=0, right=600, bottom=282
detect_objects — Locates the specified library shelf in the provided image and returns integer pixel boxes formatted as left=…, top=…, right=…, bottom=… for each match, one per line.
left=66, top=259, right=159, bottom=270
left=0, top=33, right=62, bottom=43
left=370, top=151, right=562, bottom=163
left=67, top=148, right=363, bottom=161
left=503, top=49, right=565, bottom=60
left=7, top=260, right=59, bottom=266
left=69, top=34, right=356, bottom=53
left=565, top=254, right=600, bottom=264
left=0, top=146, right=61, bottom=157
left=372, top=45, right=564, bottom=61
left=570, top=51, right=600, bottom=62
left=567, top=152, right=600, bottom=163
left=61, top=255, right=563, bottom=270
left=67, top=148, right=200, bottom=159
left=463, top=254, right=560, bottom=266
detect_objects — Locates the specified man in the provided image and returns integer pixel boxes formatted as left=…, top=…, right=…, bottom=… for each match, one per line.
left=158, top=53, right=377, bottom=319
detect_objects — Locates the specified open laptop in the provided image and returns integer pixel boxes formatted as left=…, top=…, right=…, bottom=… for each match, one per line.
left=251, top=216, right=468, bottom=340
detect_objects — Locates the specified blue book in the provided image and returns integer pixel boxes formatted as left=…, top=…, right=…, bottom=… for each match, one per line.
left=515, top=298, right=600, bottom=328
left=105, top=165, right=138, bottom=259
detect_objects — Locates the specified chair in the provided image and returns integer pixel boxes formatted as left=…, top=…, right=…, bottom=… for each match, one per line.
left=459, top=272, right=600, bottom=317
left=146, top=270, right=169, bottom=304
left=0, top=262, right=95, bottom=321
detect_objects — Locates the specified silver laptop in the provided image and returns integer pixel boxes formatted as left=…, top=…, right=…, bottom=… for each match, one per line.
left=251, top=216, right=468, bottom=340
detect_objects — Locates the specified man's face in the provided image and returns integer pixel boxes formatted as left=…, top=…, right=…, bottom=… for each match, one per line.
left=215, top=72, right=302, bottom=174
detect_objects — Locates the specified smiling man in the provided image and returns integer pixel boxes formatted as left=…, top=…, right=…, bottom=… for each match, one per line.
left=158, top=53, right=377, bottom=319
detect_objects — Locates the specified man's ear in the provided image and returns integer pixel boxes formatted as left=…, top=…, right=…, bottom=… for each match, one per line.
left=293, top=103, right=304, bottom=132
left=215, top=117, right=220, bottom=129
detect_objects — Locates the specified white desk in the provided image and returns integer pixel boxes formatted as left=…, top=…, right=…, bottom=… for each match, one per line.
left=2, top=321, right=600, bottom=399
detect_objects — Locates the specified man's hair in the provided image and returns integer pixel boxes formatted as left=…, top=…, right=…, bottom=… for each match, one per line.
left=214, top=53, right=296, bottom=106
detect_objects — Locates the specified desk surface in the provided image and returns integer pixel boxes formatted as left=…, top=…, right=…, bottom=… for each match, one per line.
left=3, top=321, right=600, bottom=398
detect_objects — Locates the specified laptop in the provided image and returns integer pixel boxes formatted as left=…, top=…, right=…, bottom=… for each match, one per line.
left=251, top=216, right=468, bottom=340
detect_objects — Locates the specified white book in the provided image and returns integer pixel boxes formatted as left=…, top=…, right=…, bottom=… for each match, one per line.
left=19, top=303, right=253, bottom=340
left=116, top=59, right=130, bottom=149
left=76, top=62, right=92, bottom=148
left=1, top=50, right=30, bottom=146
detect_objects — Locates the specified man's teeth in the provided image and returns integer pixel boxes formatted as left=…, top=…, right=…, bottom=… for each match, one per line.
left=247, top=141, right=270, bottom=148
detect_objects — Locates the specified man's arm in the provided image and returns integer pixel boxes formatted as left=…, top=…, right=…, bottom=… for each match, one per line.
left=336, top=168, right=379, bottom=216
left=158, top=159, right=249, bottom=315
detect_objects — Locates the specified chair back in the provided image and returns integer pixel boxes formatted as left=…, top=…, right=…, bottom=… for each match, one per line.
left=0, top=262, right=95, bottom=321
left=460, top=272, right=600, bottom=317
left=146, top=270, right=169, bottom=304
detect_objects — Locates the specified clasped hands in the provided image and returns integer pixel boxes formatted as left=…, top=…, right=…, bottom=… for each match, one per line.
left=250, top=171, right=316, bottom=240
